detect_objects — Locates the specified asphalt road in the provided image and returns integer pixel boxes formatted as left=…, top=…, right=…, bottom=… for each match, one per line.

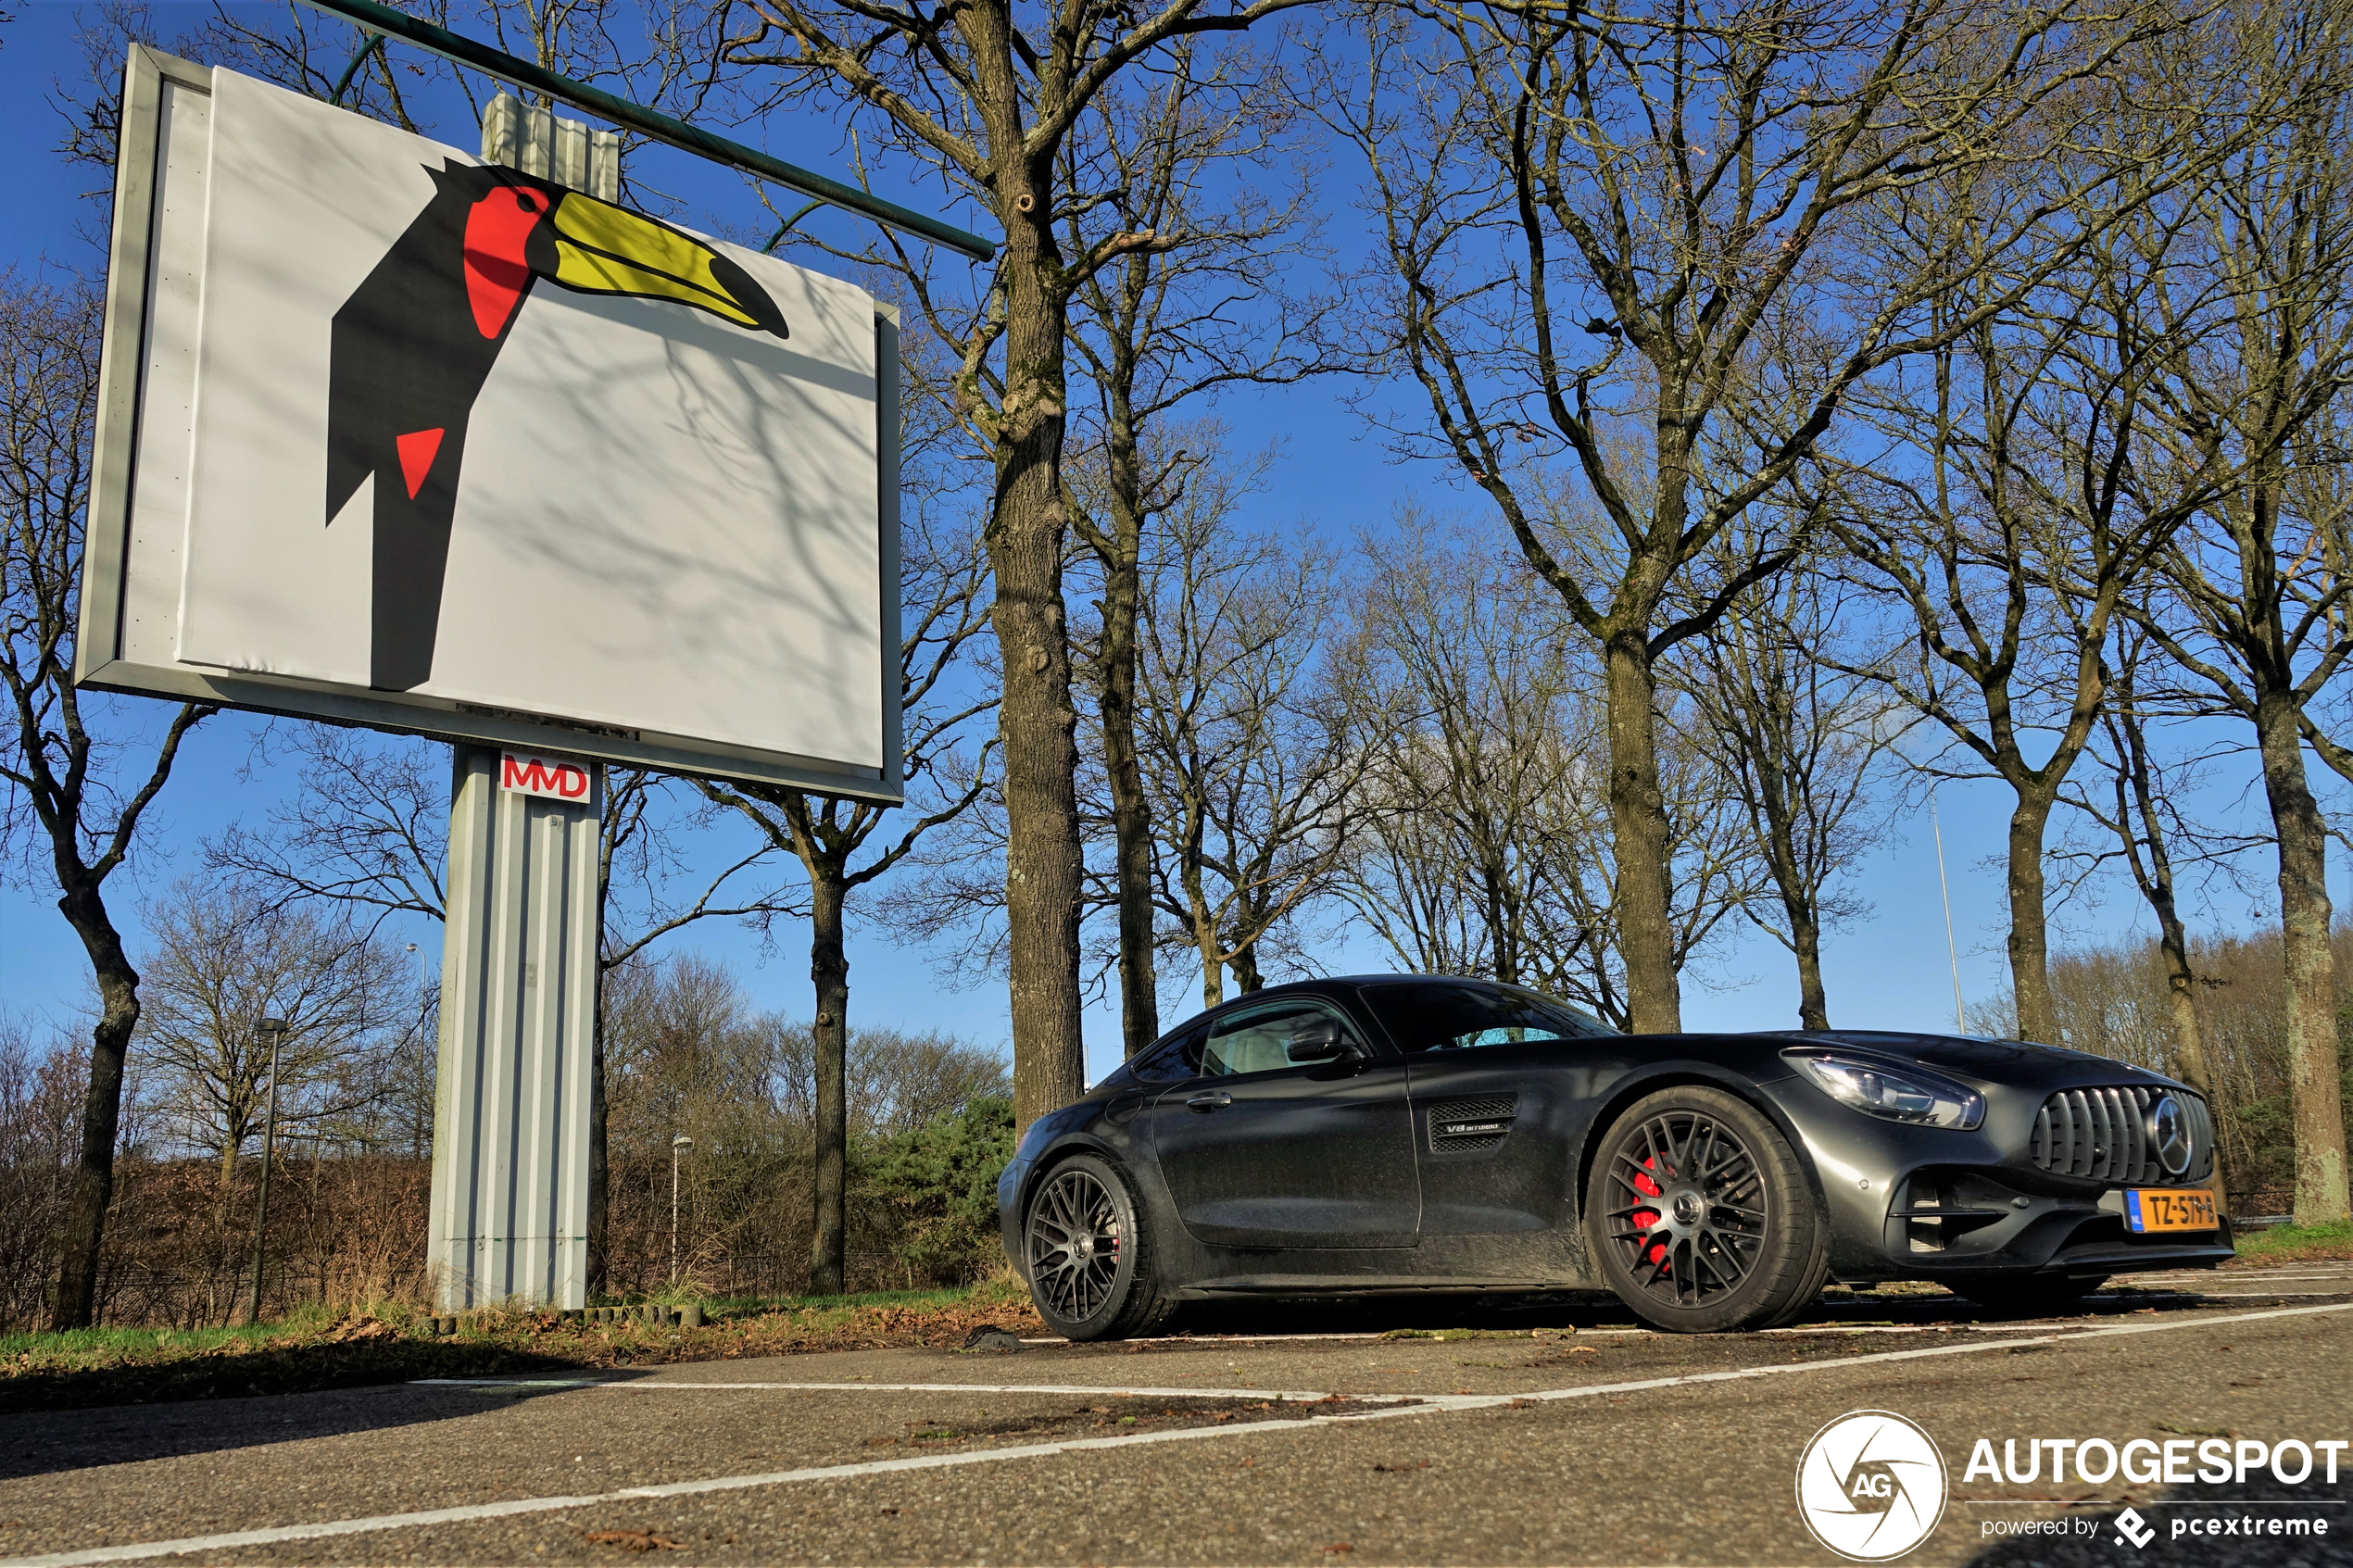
left=2, top=1260, right=2348, bottom=1567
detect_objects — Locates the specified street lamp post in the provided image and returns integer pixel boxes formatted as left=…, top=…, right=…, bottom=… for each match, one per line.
left=405, top=942, right=426, bottom=1157
left=247, top=1016, right=289, bottom=1327
left=670, top=1134, right=693, bottom=1286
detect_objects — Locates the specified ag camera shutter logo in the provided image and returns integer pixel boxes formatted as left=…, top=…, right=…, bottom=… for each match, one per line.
left=1796, top=1410, right=1950, bottom=1561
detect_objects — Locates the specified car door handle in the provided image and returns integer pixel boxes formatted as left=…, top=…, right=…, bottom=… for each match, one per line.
left=1185, top=1092, right=1233, bottom=1113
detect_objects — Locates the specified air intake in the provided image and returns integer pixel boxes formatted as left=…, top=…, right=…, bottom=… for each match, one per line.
left=1428, top=1095, right=1516, bottom=1152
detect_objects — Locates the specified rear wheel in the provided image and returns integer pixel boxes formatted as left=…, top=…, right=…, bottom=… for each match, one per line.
left=1952, top=1274, right=2108, bottom=1315
left=1585, top=1085, right=1829, bottom=1333
left=1021, top=1153, right=1175, bottom=1342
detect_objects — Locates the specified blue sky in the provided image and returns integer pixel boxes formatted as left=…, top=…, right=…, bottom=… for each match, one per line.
left=0, top=1, right=2331, bottom=1087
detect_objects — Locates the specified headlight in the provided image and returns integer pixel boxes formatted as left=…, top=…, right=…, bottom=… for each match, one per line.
left=1790, top=1053, right=1983, bottom=1130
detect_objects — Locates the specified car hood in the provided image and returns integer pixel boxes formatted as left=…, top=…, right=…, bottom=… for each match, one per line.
left=1767, top=1030, right=2186, bottom=1093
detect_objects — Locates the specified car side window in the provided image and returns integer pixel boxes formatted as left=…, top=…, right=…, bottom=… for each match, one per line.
left=1377, top=982, right=1617, bottom=1052
left=1130, top=1027, right=1205, bottom=1082
left=1199, top=1000, right=1363, bottom=1078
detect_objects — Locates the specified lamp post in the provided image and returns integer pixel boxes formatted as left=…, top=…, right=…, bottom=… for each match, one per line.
left=247, top=1016, right=289, bottom=1326
left=405, top=941, right=425, bottom=1157
left=670, top=1134, right=693, bottom=1286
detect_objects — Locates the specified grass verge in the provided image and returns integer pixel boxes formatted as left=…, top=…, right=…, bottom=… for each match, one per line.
left=2229, top=1217, right=2353, bottom=1263
left=0, top=1275, right=1043, bottom=1415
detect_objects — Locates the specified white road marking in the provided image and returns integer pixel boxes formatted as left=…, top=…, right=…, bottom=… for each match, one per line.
left=418, top=1378, right=1395, bottom=1403
left=6, top=1300, right=2347, bottom=1568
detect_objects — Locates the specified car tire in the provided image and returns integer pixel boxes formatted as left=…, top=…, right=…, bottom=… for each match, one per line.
left=1021, top=1152, right=1176, bottom=1342
left=1584, top=1085, right=1830, bottom=1333
left=1952, top=1274, right=2108, bottom=1315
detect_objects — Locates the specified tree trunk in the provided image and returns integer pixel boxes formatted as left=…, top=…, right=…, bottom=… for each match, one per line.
left=990, top=177, right=1088, bottom=1135
left=1603, top=634, right=1680, bottom=1032
left=1097, top=558, right=1159, bottom=1056
left=52, top=881, right=140, bottom=1330
left=214, top=1138, right=242, bottom=1229
left=2254, top=689, right=2351, bottom=1226
left=2005, top=789, right=2059, bottom=1046
left=1193, top=902, right=1222, bottom=1011
left=807, top=871, right=851, bottom=1296
left=1792, top=905, right=1830, bottom=1033
left=1229, top=941, right=1263, bottom=996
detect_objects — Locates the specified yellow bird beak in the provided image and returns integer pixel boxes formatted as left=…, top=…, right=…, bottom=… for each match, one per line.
left=543, top=194, right=788, bottom=339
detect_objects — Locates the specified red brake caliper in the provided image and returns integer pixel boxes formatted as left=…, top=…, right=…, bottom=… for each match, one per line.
left=1630, top=1156, right=1669, bottom=1271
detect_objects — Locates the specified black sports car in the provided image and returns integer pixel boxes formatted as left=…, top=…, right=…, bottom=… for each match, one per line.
left=997, top=975, right=2232, bottom=1337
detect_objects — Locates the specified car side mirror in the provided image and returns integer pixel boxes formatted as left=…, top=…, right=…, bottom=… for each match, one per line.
left=1286, top=1019, right=1357, bottom=1064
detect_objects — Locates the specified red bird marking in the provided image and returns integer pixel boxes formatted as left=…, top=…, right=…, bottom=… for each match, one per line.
left=462, top=186, right=550, bottom=339
left=396, top=429, right=445, bottom=499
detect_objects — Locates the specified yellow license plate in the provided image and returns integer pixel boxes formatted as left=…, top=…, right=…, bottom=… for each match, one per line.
left=2126, top=1188, right=2218, bottom=1234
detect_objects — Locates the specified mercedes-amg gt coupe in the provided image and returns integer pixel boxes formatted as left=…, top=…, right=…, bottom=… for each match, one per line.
left=997, top=975, right=2231, bottom=1337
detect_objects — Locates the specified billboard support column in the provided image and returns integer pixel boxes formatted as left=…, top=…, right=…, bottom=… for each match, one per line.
left=428, top=746, right=602, bottom=1311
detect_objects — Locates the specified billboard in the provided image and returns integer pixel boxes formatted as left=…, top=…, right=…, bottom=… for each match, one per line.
left=78, top=48, right=902, bottom=800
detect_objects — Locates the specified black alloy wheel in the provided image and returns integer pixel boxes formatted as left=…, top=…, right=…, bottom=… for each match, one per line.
left=1587, top=1085, right=1829, bottom=1332
left=1021, top=1153, right=1173, bottom=1341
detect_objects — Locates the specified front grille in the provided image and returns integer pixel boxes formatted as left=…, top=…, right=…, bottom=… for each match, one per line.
left=2028, top=1085, right=2212, bottom=1185
left=1428, top=1094, right=1516, bottom=1152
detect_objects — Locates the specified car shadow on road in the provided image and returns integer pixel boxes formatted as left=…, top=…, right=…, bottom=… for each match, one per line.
left=0, top=1357, right=660, bottom=1485
left=1160, top=1281, right=2265, bottom=1337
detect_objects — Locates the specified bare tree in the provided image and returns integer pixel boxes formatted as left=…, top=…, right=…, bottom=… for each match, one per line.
left=2056, top=622, right=2264, bottom=1120
left=1667, top=540, right=1898, bottom=1029
left=0, top=274, right=214, bottom=1328
left=0, top=1019, right=94, bottom=1333
left=136, top=884, right=408, bottom=1215
left=723, top=0, right=1315, bottom=1129
left=205, top=732, right=787, bottom=1287
left=1127, top=467, right=1371, bottom=1007
left=1313, top=0, right=2240, bottom=1031
left=1338, top=516, right=1756, bottom=1026
left=195, top=0, right=724, bottom=187
left=1825, top=125, right=2258, bottom=1044
left=2115, top=73, right=2353, bottom=1223
left=698, top=510, right=995, bottom=1294
left=1059, top=41, right=1333, bottom=1056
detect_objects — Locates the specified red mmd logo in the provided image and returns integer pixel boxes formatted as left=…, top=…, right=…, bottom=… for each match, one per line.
left=500, top=752, right=592, bottom=801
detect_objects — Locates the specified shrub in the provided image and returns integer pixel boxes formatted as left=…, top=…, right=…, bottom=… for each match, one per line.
left=859, top=1097, right=1014, bottom=1286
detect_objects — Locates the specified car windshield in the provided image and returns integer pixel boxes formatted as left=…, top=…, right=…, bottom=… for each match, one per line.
left=1378, top=982, right=1617, bottom=1052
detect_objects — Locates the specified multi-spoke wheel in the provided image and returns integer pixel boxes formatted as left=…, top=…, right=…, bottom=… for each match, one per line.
left=1586, top=1086, right=1829, bottom=1333
left=1021, top=1153, right=1172, bottom=1341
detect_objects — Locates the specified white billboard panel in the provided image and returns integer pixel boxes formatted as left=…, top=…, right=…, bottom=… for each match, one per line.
left=79, top=49, right=901, bottom=799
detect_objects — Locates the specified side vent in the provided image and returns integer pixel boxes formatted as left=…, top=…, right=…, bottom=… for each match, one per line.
left=1428, top=1094, right=1518, bottom=1152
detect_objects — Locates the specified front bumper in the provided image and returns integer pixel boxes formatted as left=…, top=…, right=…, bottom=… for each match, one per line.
left=1756, top=1077, right=2235, bottom=1284
left=996, top=1154, right=1035, bottom=1276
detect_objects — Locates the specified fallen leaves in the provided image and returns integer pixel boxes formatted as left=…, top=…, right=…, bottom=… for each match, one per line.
left=584, top=1528, right=686, bottom=1551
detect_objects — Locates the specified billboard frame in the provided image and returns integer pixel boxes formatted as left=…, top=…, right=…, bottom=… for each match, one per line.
left=76, top=46, right=906, bottom=804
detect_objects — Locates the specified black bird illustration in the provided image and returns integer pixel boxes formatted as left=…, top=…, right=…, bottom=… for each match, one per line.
left=327, top=160, right=790, bottom=691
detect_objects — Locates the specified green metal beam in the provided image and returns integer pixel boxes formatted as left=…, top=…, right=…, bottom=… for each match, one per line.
left=290, top=0, right=996, bottom=261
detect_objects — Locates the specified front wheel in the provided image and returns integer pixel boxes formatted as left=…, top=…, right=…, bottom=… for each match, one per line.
left=1585, top=1085, right=1830, bottom=1333
left=1021, top=1153, right=1174, bottom=1342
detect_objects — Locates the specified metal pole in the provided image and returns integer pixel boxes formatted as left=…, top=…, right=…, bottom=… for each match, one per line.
left=670, top=1134, right=692, bottom=1286
left=1931, top=789, right=1966, bottom=1034
left=285, top=0, right=997, bottom=261
left=407, top=942, right=425, bottom=1158
left=248, top=1018, right=287, bottom=1326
